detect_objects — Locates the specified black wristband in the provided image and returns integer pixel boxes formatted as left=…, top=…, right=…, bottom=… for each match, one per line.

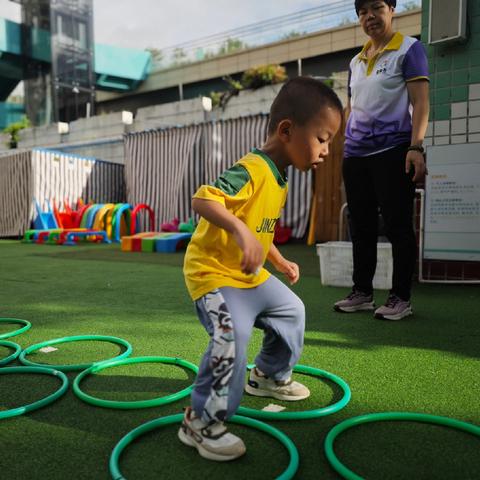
left=407, top=145, right=424, bottom=153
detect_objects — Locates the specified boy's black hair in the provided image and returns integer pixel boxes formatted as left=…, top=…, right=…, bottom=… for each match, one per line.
left=355, top=0, right=396, bottom=15
left=267, top=76, right=343, bottom=135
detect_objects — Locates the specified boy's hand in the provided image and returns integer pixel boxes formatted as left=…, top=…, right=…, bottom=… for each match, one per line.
left=267, top=244, right=300, bottom=284
left=233, top=222, right=264, bottom=275
left=274, top=259, right=300, bottom=285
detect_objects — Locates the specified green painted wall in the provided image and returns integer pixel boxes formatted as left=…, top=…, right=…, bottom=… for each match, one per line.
left=422, top=0, right=480, bottom=143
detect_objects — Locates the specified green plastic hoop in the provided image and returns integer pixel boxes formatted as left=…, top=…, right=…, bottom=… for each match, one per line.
left=109, top=413, right=299, bottom=480
left=0, top=318, right=32, bottom=340
left=73, top=356, right=199, bottom=409
left=0, top=340, right=22, bottom=366
left=0, top=366, right=69, bottom=420
left=324, top=412, right=480, bottom=480
left=19, top=335, right=133, bottom=372
left=237, top=364, right=351, bottom=420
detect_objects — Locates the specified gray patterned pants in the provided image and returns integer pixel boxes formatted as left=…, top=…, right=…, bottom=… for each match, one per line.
left=191, top=275, right=305, bottom=423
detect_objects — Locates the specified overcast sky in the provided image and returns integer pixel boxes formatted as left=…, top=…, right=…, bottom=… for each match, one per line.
left=94, top=0, right=323, bottom=50
left=1, top=0, right=419, bottom=51
left=0, top=0, right=321, bottom=50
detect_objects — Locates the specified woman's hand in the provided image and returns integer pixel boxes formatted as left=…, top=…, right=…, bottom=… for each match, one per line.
left=406, top=149, right=427, bottom=183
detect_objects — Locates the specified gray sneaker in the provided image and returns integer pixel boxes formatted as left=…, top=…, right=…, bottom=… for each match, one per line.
left=178, top=407, right=246, bottom=462
left=374, top=294, right=413, bottom=320
left=245, top=367, right=310, bottom=401
left=334, top=290, right=375, bottom=313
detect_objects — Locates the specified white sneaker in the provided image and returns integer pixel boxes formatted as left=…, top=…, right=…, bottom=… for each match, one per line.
left=178, top=407, right=246, bottom=462
left=245, top=367, right=310, bottom=401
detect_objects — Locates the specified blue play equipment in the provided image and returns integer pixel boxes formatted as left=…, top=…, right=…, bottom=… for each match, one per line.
left=33, top=199, right=58, bottom=230
left=155, top=233, right=192, bottom=253
left=112, top=204, right=132, bottom=243
left=63, top=230, right=111, bottom=246
left=85, top=204, right=104, bottom=229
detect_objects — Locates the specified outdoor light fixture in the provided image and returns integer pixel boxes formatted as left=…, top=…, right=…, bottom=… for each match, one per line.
left=57, top=122, right=69, bottom=134
left=201, top=96, right=213, bottom=112
left=122, top=111, right=134, bottom=125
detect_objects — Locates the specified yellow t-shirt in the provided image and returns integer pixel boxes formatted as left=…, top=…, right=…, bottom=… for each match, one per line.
left=184, top=148, right=288, bottom=300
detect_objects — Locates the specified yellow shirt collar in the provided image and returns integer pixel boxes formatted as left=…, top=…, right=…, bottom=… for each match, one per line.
left=358, top=31, right=403, bottom=62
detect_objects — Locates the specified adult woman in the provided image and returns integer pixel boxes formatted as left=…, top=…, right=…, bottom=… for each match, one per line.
left=334, top=0, right=429, bottom=320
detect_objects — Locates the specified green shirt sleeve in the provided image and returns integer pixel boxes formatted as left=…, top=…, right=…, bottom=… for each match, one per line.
left=213, top=164, right=251, bottom=196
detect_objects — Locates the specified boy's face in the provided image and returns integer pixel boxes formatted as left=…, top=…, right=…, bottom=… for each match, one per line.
left=284, top=107, right=342, bottom=172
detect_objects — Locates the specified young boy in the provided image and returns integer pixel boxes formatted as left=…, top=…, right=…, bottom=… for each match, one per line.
left=179, top=77, right=342, bottom=461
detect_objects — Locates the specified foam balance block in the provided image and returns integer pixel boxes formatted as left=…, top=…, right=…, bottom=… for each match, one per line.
left=141, top=233, right=174, bottom=252
left=154, top=233, right=192, bottom=253
left=121, top=232, right=165, bottom=252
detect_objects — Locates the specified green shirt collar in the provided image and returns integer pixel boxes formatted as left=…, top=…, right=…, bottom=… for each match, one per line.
left=252, top=148, right=287, bottom=187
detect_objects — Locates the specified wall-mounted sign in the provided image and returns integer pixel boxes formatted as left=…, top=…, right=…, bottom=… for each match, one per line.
left=424, top=143, right=480, bottom=261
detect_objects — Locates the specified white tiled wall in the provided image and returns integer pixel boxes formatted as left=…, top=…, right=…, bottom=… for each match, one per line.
left=451, top=134, right=467, bottom=144
left=434, top=120, right=450, bottom=136
left=468, top=117, right=480, bottom=133
left=469, top=133, right=480, bottom=142
left=433, top=136, right=450, bottom=145
left=468, top=84, right=480, bottom=140
left=469, top=100, right=480, bottom=117
left=425, top=84, right=480, bottom=146
left=451, top=118, right=467, bottom=135
left=451, top=102, right=467, bottom=118
left=469, top=83, right=480, bottom=100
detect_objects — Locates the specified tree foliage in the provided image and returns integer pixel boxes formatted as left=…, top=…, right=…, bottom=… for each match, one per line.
left=146, top=47, right=164, bottom=64
left=210, top=64, right=288, bottom=109
left=217, top=38, right=248, bottom=56
left=3, top=116, right=30, bottom=149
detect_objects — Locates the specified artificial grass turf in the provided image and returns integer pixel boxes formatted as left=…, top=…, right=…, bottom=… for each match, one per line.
left=0, top=240, right=478, bottom=479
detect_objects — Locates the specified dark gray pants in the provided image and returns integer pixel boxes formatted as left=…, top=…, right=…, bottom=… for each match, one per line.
left=191, top=275, right=305, bottom=423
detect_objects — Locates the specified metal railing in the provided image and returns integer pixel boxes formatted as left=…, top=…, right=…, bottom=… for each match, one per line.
left=150, top=0, right=421, bottom=71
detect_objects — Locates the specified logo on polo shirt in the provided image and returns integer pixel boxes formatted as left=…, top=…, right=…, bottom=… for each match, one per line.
left=376, top=60, right=388, bottom=75
left=256, top=217, right=279, bottom=233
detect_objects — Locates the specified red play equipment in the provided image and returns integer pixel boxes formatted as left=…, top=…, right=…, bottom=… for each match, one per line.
left=72, top=203, right=92, bottom=228
left=130, top=204, right=155, bottom=234
left=51, top=198, right=95, bottom=229
left=53, top=200, right=74, bottom=229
